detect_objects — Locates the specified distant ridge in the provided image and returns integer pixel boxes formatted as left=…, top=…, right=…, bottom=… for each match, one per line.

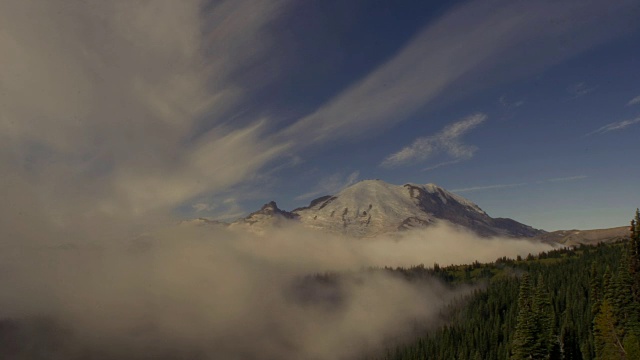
left=534, top=226, right=628, bottom=246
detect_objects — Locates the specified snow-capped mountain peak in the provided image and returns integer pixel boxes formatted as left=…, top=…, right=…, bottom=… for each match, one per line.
left=226, top=179, right=544, bottom=238
left=421, top=183, right=486, bottom=214
left=241, top=201, right=298, bottom=225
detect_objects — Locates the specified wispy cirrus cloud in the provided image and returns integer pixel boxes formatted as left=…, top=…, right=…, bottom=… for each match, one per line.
left=281, top=0, right=639, bottom=146
left=543, top=175, right=588, bottom=183
left=587, top=116, right=640, bottom=135
left=295, top=171, right=360, bottom=200
left=192, top=203, right=215, bottom=213
left=499, top=95, right=525, bottom=109
left=627, top=95, right=640, bottom=106
left=451, top=183, right=528, bottom=193
left=191, top=197, right=245, bottom=220
left=2, top=0, right=640, bottom=240
left=381, top=113, right=486, bottom=168
left=422, top=159, right=463, bottom=172
left=453, top=175, right=587, bottom=193
left=567, top=81, right=597, bottom=99
left=208, top=198, right=246, bottom=221
left=0, top=0, right=293, bottom=228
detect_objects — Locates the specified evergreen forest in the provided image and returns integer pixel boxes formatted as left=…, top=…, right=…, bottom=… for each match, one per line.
left=372, top=210, right=640, bottom=360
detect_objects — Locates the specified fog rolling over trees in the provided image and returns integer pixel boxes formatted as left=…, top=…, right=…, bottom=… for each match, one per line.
left=375, top=211, right=640, bottom=360
left=0, top=223, right=551, bottom=360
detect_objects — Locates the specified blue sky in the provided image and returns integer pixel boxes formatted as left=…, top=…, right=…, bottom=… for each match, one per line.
left=193, top=0, right=640, bottom=231
left=2, top=0, right=640, bottom=233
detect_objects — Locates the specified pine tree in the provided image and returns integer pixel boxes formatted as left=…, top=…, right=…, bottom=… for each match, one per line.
left=512, top=273, right=536, bottom=360
left=511, top=274, right=557, bottom=360
left=630, top=211, right=640, bottom=306
left=603, top=267, right=613, bottom=305
left=626, top=214, right=640, bottom=339
left=593, top=300, right=625, bottom=359
left=590, top=262, right=602, bottom=317
left=615, top=249, right=634, bottom=328
left=623, top=333, right=640, bottom=360
left=533, top=275, right=556, bottom=359
left=372, top=233, right=640, bottom=360
left=560, top=318, right=580, bottom=360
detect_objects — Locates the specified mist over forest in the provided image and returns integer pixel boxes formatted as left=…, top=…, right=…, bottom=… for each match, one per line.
left=0, top=221, right=553, bottom=359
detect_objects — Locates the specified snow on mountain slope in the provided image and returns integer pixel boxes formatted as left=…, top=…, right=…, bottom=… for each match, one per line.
left=293, top=180, right=432, bottom=237
left=423, top=183, right=484, bottom=213
left=229, top=201, right=299, bottom=234
left=290, top=180, right=543, bottom=237
left=210, top=179, right=544, bottom=238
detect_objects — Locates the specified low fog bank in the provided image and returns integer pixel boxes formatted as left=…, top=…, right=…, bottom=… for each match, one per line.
left=228, top=222, right=555, bottom=270
left=0, top=222, right=552, bottom=360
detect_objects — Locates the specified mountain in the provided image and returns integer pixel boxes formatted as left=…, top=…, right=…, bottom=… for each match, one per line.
left=229, top=180, right=545, bottom=238
left=533, top=226, right=628, bottom=246
left=238, top=201, right=298, bottom=225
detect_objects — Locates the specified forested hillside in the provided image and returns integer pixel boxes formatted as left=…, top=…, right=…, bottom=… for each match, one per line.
left=373, top=211, right=640, bottom=360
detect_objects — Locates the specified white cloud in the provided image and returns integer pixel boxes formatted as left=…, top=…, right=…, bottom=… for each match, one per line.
left=544, top=175, right=588, bottom=183
left=627, top=94, right=640, bottom=106
left=381, top=113, right=486, bottom=168
left=0, top=222, right=552, bottom=360
left=192, top=203, right=214, bottom=213
left=281, top=0, right=639, bottom=146
left=210, top=198, right=246, bottom=221
left=190, top=197, right=245, bottom=220
left=0, top=0, right=291, bottom=231
left=422, top=159, right=462, bottom=172
left=567, top=82, right=597, bottom=99
left=189, top=187, right=273, bottom=221
left=296, top=171, right=360, bottom=200
left=499, top=95, right=525, bottom=109
left=587, top=116, right=640, bottom=135
left=453, top=175, right=588, bottom=193
left=451, top=182, right=528, bottom=193
left=1, top=0, right=639, bottom=239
